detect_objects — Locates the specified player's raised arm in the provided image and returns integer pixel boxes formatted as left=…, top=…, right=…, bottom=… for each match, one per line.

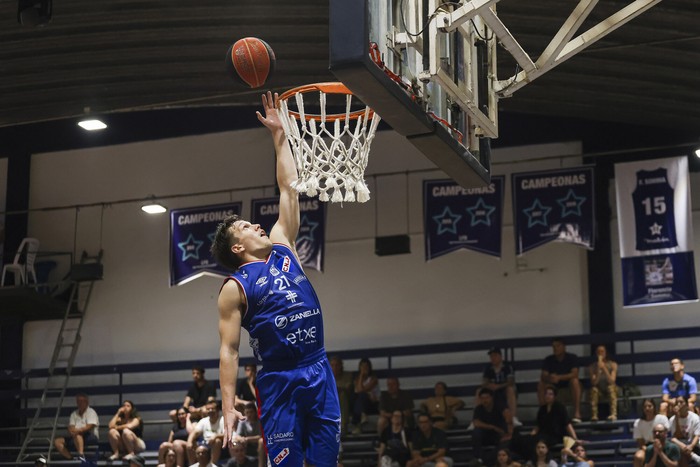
left=256, top=91, right=300, bottom=249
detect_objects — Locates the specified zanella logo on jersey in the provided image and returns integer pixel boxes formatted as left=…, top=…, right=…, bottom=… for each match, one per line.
left=282, top=256, right=291, bottom=272
left=273, top=448, right=290, bottom=464
left=290, top=309, right=320, bottom=322
left=275, top=316, right=288, bottom=329
left=256, top=277, right=268, bottom=287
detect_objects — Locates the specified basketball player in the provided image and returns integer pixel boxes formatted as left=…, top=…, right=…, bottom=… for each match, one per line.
left=211, top=91, right=341, bottom=467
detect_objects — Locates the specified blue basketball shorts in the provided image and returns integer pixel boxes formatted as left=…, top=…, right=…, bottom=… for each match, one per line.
left=256, top=358, right=341, bottom=467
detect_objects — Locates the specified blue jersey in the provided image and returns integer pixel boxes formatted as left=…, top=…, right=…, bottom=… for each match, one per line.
left=225, top=243, right=326, bottom=368
left=632, top=168, right=678, bottom=251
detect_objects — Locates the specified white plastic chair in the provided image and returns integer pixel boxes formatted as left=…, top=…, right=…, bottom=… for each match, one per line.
left=1, top=237, right=40, bottom=286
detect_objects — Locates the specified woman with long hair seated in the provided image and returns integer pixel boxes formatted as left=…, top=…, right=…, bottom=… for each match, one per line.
left=107, top=400, right=146, bottom=461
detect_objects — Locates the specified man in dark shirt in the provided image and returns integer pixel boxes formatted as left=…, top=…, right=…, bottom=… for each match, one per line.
left=537, top=338, right=582, bottom=422
left=408, top=414, right=453, bottom=467
left=482, top=348, right=519, bottom=425
left=472, top=388, right=513, bottom=463
left=378, top=376, right=415, bottom=434
left=179, top=366, right=217, bottom=421
left=645, top=423, right=680, bottom=467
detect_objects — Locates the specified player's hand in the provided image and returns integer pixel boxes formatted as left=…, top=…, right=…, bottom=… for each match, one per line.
left=223, top=408, right=246, bottom=449
left=256, top=91, right=284, bottom=135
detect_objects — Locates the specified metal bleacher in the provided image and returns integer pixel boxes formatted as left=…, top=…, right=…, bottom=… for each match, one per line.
left=2, top=326, right=699, bottom=466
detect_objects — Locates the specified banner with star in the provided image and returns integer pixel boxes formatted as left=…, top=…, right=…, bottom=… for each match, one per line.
left=615, top=156, right=697, bottom=307
left=169, top=202, right=242, bottom=286
left=423, top=177, right=505, bottom=260
left=512, top=167, right=595, bottom=255
left=251, top=196, right=326, bottom=271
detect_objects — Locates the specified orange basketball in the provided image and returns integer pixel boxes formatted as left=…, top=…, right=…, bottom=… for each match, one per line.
left=225, top=37, right=275, bottom=89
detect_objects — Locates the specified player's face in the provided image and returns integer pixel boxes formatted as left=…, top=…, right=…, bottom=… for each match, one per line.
left=231, top=220, right=271, bottom=256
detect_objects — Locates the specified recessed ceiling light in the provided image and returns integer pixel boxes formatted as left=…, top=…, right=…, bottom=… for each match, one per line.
left=141, top=203, right=167, bottom=214
left=78, top=119, right=107, bottom=131
left=695, top=148, right=700, bottom=158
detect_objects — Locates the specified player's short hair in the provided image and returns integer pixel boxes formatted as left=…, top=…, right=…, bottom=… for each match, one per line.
left=210, top=214, right=243, bottom=271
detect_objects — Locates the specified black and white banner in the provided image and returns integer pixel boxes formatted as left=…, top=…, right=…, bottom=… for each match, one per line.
left=251, top=196, right=326, bottom=271
left=170, top=202, right=242, bottom=286
left=423, top=177, right=505, bottom=259
left=512, top=167, right=595, bottom=255
left=615, top=156, right=697, bottom=307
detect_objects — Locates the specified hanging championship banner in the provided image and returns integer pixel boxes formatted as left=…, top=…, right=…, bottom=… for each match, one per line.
left=615, top=156, right=697, bottom=307
left=170, top=202, right=242, bottom=286
left=251, top=196, right=326, bottom=271
left=423, top=176, right=505, bottom=260
left=512, top=167, right=595, bottom=255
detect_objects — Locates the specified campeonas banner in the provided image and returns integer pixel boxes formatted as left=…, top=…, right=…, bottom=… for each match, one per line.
left=251, top=196, right=326, bottom=272
left=615, top=156, right=697, bottom=307
left=170, top=202, right=242, bottom=286
left=512, top=167, right=595, bottom=255
left=423, top=177, right=504, bottom=259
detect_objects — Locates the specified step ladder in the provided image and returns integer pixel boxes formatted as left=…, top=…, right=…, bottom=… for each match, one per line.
left=16, top=251, right=103, bottom=463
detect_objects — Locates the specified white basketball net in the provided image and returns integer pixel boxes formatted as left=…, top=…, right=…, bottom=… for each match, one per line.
left=277, top=89, right=381, bottom=203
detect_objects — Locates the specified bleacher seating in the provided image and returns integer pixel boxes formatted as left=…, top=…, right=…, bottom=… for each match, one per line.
left=1, top=326, right=699, bottom=466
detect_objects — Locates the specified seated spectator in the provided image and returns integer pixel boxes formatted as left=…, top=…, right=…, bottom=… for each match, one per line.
left=159, top=406, right=193, bottom=467
left=482, top=348, right=520, bottom=425
left=525, top=440, right=557, bottom=467
left=378, top=410, right=412, bottom=467
left=407, top=413, right=454, bottom=467
left=187, top=400, right=224, bottom=465
left=494, top=448, right=521, bottom=467
left=54, top=393, right=100, bottom=460
left=352, top=357, right=379, bottom=434
left=235, top=364, right=257, bottom=410
left=668, top=397, right=700, bottom=466
left=660, top=358, right=698, bottom=417
left=330, top=355, right=354, bottom=435
left=588, top=344, right=618, bottom=421
left=225, top=443, right=257, bottom=467
left=158, top=448, right=178, bottom=467
left=472, top=388, right=513, bottom=465
left=170, top=365, right=217, bottom=423
left=191, top=445, right=216, bottom=467
left=107, top=400, right=145, bottom=461
left=633, top=399, right=670, bottom=467
left=537, top=338, right=582, bottom=423
left=421, top=382, right=465, bottom=430
left=561, top=442, right=594, bottom=467
left=645, top=423, right=680, bottom=467
left=378, top=376, right=415, bottom=435
left=230, top=403, right=262, bottom=460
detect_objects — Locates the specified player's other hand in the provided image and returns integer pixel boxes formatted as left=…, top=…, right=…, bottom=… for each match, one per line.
left=223, top=407, right=246, bottom=448
left=256, top=91, right=284, bottom=135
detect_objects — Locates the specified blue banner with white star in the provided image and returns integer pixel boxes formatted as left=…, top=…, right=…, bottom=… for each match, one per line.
left=251, top=196, right=326, bottom=271
left=423, top=177, right=504, bottom=260
left=615, top=156, right=697, bottom=307
left=512, top=167, right=595, bottom=255
left=170, top=202, right=242, bottom=286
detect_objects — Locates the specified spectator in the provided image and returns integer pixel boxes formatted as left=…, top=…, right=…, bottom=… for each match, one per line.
left=668, top=397, right=700, bottom=466
left=633, top=399, right=670, bottom=467
left=525, top=386, right=580, bottom=455
left=494, top=449, right=521, bottom=467
left=159, top=406, right=193, bottom=467
left=54, top=393, right=100, bottom=460
left=330, top=355, right=354, bottom=435
left=352, top=357, right=379, bottom=434
left=482, top=348, right=520, bottom=426
left=107, top=400, right=145, bottom=461
left=191, top=445, right=216, bottom=467
left=129, top=454, right=147, bottom=467
left=537, top=338, right=582, bottom=423
left=378, top=377, right=415, bottom=435
left=378, top=410, right=412, bottom=467
left=157, top=448, right=178, bottom=467
left=187, top=400, right=224, bottom=465
left=421, top=382, right=465, bottom=430
left=236, top=364, right=257, bottom=410
left=407, top=413, right=454, bottom=467
left=660, top=358, right=698, bottom=417
left=588, top=344, right=618, bottom=421
left=561, top=442, right=594, bottom=467
left=645, top=423, right=680, bottom=467
left=230, top=402, right=262, bottom=460
left=170, top=365, right=217, bottom=422
left=526, top=440, right=557, bottom=467
left=471, top=388, right=513, bottom=465
left=225, top=443, right=257, bottom=467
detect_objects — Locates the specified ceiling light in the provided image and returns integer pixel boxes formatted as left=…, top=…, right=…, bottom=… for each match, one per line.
left=695, top=148, right=700, bottom=158
left=77, top=119, right=107, bottom=131
left=141, top=203, right=167, bottom=214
